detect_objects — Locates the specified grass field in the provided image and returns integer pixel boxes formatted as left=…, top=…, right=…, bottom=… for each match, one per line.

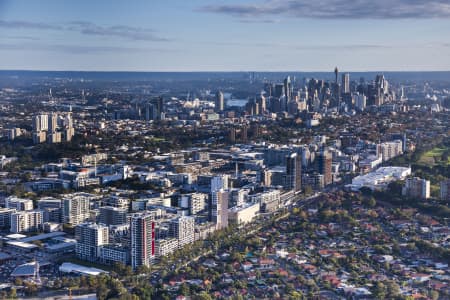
left=418, top=147, right=450, bottom=166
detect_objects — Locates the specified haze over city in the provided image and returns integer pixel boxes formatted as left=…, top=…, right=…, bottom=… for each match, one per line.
left=1, top=0, right=450, bottom=71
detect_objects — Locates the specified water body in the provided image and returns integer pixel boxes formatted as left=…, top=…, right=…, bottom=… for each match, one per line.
left=227, top=99, right=248, bottom=107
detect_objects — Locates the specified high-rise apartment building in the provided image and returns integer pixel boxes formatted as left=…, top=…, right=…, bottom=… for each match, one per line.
left=99, top=206, right=128, bottom=226
left=10, top=210, right=43, bottom=233
left=379, top=140, right=403, bottom=162
left=75, top=222, right=109, bottom=262
left=131, top=212, right=155, bottom=269
left=211, top=175, right=229, bottom=193
left=215, top=91, right=224, bottom=112
left=62, top=195, right=90, bottom=225
left=316, top=150, right=333, bottom=186
left=285, top=153, right=302, bottom=192
left=5, top=196, right=34, bottom=211
left=440, top=179, right=450, bottom=201
left=169, top=216, right=195, bottom=248
left=210, top=190, right=229, bottom=230
left=0, top=208, right=16, bottom=229
left=402, top=177, right=430, bottom=200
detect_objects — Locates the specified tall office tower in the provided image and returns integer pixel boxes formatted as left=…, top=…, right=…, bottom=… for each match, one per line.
left=264, top=82, right=273, bottom=97
left=270, top=97, right=281, bottom=113
left=62, top=195, right=90, bottom=225
left=210, top=190, right=229, bottom=230
left=148, top=97, right=164, bottom=121
left=131, top=212, right=155, bottom=269
left=256, top=93, right=266, bottom=113
left=355, top=93, right=367, bottom=111
left=440, top=179, right=450, bottom=201
left=342, top=73, right=350, bottom=94
left=274, top=84, right=285, bottom=98
left=241, top=125, right=248, bottom=143
left=286, top=153, right=302, bottom=192
left=211, top=175, right=229, bottom=193
left=229, top=127, right=236, bottom=143
left=10, top=210, right=43, bottom=233
left=169, top=216, right=195, bottom=248
left=284, top=76, right=292, bottom=101
left=334, top=67, right=339, bottom=83
left=316, top=150, right=333, bottom=186
left=48, top=113, right=58, bottom=132
left=99, top=206, right=128, bottom=226
left=375, top=74, right=389, bottom=94
left=280, top=95, right=288, bottom=112
left=75, top=222, right=109, bottom=262
left=215, top=91, right=225, bottom=112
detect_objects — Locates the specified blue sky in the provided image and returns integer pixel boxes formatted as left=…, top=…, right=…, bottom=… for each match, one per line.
left=0, top=0, right=449, bottom=71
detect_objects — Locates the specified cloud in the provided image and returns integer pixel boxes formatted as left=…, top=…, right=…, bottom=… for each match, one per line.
left=0, top=20, right=62, bottom=30
left=67, top=21, right=170, bottom=42
left=0, top=42, right=174, bottom=54
left=3, top=35, right=41, bottom=41
left=200, top=0, right=450, bottom=19
left=207, top=40, right=391, bottom=50
left=0, top=20, right=169, bottom=41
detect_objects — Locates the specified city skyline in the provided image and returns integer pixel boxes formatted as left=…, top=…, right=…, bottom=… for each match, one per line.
left=0, top=0, right=450, bottom=72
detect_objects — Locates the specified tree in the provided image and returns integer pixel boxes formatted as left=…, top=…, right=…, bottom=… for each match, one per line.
left=429, top=290, right=439, bottom=300
left=372, top=282, right=387, bottom=299
left=136, top=265, right=151, bottom=274
left=9, top=288, right=17, bottom=299
left=385, top=280, right=400, bottom=298
left=192, top=292, right=213, bottom=300
left=179, top=283, right=190, bottom=296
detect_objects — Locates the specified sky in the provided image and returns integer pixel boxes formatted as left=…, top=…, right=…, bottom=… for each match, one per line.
left=0, top=0, right=449, bottom=72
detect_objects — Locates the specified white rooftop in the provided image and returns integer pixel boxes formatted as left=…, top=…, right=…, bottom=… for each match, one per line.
left=59, top=262, right=108, bottom=276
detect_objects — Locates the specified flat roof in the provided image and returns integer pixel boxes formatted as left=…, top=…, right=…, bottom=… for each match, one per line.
left=46, top=242, right=76, bottom=251
left=0, top=252, right=12, bottom=260
left=6, top=234, right=27, bottom=240
left=59, top=262, right=108, bottom=276
left=6, top=241, right=38, bottom=249
left=19, top=231, right=65, bottom=243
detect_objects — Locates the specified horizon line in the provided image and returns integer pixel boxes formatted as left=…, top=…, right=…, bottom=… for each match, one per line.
left=1, top=69, right=450, bottom=73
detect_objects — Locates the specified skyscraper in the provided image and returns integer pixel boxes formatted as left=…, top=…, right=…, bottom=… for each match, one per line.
left=342, top=73, right=350, bottom=94
left=215, top=91, right=224, bottom=112
left=210, top=190, right=229, bottom=230
left=316, top=150, right=333, bottom=186
left=285, top=153, right=302, bottom=192
left=284, top=76, right=292, bottom=102
left=131, top=212, right=155, bottom=269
